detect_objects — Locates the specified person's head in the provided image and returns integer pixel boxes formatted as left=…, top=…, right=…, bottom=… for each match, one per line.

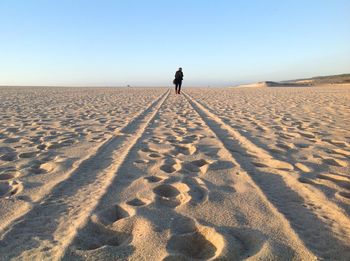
left=179, top=67, right=182, bottom=71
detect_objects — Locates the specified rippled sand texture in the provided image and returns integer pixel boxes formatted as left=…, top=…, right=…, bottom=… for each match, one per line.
left=0, top=86, right=349, bottom=260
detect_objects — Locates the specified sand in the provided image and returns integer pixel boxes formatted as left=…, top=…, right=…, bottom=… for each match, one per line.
left=0, top=85, right=349, bottom=260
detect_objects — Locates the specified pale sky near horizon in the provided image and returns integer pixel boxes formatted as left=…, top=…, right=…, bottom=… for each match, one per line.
left=1, top=0, right=349, bottom=87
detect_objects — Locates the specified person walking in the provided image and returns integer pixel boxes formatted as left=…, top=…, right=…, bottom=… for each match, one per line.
left=173, top=67, right=183, bottom=94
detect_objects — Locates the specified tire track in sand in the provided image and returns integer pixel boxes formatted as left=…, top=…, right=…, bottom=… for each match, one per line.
left=0, top=90, right=170, bottom=260
left=65, top=93, right=314, bottom=260
left=0, top=90, right=169, bottom=233
left=184, top=92, right=350, bottom=260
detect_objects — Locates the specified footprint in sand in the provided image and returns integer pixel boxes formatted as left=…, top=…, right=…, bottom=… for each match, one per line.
left=75, top=226, right=131, bottom=250
left=144, top=175, right=163, bottom=183
left=172, top=144, right=197, bottom=156
left=164, top=216, right=224, bottom=260
left=3, top=137, right=21, bottom=144
left=160, top=158, right=181, bottom=174
left=141, top=144, right=172, bottom=155
left=298, top=177, right=315, bottom=184
left=322, top=157, right=347, bottom=167
left=267, top=146, right=284, bottom=155
left=0, top=152, right=18, bottom=162
left=0, top=180, right=23, bottom=198
left=0, top=146, right=15, bottom=154
left=75, top=206, right=132, bottom=250
left=209, top=160, right=236, bottom=171
left=47, top=143, right=65, bottom=150
left=126, top=197, right=149, bottom=207
left=134, top=159, right=149, bottom=164
left=148, top=153, right=162, bottom=158
left=153, top=183, right=190, bottom=208
left=180, top=134, right=200, bottom=144
left=36, top=144, right=47, bottom=150
left=153, top=184, right=180, bottom=198
left=337, top=191, right=350, bottom=200
left=0, top=169, right=20, bottom=181
left=182, top=176, right=209, bottom=205
left=183, top=159, right=211, bottom=174
left=298, top=131, right=316, bottom=139
left=5, top=127, right=20, bottom=134
left=75, top=205, right=134, bottom=250
left=317, top=174, right=350, bottom=189
left=276, top=142, right=294, bottom=150
left=27, top=160, right=56, bottom=175
left=92, top=204, right=132, bottom=226
left=18, top=151, right=38, bottom=159
left=166, top=135, right=182, bottom=144
left=294, top=143, right=310, bottom=148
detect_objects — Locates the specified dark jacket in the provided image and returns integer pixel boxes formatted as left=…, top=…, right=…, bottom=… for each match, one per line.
left=175, top=70, right=184, bottom=81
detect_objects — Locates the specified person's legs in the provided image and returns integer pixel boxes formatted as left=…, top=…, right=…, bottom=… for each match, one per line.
left=175, top=83, right=179, bottom=94
left=178, top=81, right=182, bottom=94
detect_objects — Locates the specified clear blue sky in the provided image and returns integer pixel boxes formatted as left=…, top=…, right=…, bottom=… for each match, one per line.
left=1, top=0, right=349, bottom=86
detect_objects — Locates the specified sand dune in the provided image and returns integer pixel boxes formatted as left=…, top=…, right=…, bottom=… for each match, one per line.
left=1, top=86, right=350, bottom=260
left=234, top=73, right=350, bottom=88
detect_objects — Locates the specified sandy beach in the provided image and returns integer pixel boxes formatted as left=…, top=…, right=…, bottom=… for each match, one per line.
left=1, top=85, right=350, bottom=260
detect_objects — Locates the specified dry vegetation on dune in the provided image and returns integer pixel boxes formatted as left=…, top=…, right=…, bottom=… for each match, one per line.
left=0, top=86, right=349, bottom=260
